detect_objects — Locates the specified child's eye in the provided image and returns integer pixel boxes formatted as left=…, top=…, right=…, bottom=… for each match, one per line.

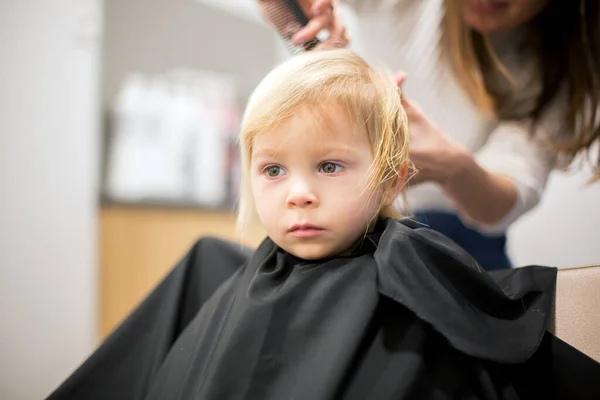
left=319, top=162, right=342, bottom=174
left=264, top=165, right=283, bottom=177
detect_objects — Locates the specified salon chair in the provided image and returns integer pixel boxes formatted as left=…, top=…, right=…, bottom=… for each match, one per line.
left=549, top=264, right=600, bottom=362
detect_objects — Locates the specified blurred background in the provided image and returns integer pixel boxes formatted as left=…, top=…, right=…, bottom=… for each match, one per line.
left=0, top=1, right=598, bottom=399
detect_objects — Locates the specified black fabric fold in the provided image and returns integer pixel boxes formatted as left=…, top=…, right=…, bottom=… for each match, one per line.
left=46, top=238, right=250, bottom=400
left=47, top=218, right=600, bottom=400
left=374, top=218, right=556, bottom=363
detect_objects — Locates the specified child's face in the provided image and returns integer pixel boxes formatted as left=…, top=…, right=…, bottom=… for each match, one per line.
left=250, top=107, right=382, bottom=260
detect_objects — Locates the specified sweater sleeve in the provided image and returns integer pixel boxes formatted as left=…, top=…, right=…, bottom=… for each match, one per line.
left=467, top=120, right=557, bottom=234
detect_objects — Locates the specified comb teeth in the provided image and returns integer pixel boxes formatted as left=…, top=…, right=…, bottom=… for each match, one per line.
left=262, top=0, right=320, bottom=54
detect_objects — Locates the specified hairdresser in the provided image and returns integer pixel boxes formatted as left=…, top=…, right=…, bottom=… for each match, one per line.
left=257, top=0, right=600, bottom=270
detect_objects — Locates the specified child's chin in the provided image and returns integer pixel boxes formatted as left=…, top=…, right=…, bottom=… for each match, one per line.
left=285, top=244, right=336, bottom=261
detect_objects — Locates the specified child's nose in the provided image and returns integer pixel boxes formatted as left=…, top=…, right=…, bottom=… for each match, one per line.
left=286, top=183, right=319, bottom=208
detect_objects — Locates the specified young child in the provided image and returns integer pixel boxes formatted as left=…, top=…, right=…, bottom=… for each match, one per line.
left=236, top=47, right=408, bottom=260
left=48, top=50, right=599, bottom=400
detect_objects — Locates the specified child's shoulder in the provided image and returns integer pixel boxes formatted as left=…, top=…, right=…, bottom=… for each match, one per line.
left=374, top=217, right=557, bottom=364
left=379, top=217, right=482, bottom=271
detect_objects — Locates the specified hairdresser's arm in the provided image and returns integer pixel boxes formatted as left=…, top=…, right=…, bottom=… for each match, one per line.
left=401, top=98, right=516, bottom=223
left=467, top=121, right=556, bottom=232
left=439, top=149, right=520, bottom=226
left=402, top=96, right=555, bottom=232
left=443, top=152, right=519, bottom=226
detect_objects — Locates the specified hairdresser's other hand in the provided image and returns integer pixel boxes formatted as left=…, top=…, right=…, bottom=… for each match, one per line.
left=394, top=72, right=469, bottom=185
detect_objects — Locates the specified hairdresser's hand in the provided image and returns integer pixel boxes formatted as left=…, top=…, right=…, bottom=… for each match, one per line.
left=257, top=0, right=349, bottom=50
left=394, top=72, right=469, bottom=186
left=295, top=0, right=349, bottom=49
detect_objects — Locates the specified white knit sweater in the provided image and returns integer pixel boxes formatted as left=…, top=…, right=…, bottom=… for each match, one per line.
left=342, top=0, right=557, bottom=234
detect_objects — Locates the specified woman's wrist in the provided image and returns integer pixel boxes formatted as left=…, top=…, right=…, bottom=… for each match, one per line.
left=438, top=143, right=472, bottom=186
left=439, top=148, right=518, bottom=225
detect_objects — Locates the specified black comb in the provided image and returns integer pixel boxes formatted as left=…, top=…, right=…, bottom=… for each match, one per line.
left=261, top=0, right=320, bottom=53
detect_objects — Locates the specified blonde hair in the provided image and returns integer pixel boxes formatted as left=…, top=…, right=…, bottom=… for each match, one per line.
left=237, top=49, right=410, bottom=236
left=443, top=0, right=600, bottom=180
left=442, top=0, right=497, bottom=117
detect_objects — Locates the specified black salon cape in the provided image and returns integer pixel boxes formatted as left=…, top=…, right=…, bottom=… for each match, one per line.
left=47, top=218, right=600, bottom=400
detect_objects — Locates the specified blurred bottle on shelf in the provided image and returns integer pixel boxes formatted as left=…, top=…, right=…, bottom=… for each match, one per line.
left=104, top=68, right=242, bottom=208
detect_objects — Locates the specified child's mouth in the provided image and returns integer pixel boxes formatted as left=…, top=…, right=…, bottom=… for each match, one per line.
left=289, top=224, right=325, bottom=238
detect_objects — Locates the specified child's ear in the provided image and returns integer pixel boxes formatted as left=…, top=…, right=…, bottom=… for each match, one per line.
left=382, top=163, right=408, bottom=205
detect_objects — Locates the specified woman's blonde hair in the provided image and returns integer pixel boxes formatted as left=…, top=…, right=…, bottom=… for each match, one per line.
left=443, top=0, right=600, bottom=179
left=237, top=49, right=410, bottom=236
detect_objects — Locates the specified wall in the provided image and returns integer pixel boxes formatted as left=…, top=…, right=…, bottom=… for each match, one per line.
left=103, top=0, right=277, bottom=107
left=196, top=0, right=265, bottom=24
left=0, top=1, right=102, bottom=398
left=509, top=161, right=600, bottom=268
